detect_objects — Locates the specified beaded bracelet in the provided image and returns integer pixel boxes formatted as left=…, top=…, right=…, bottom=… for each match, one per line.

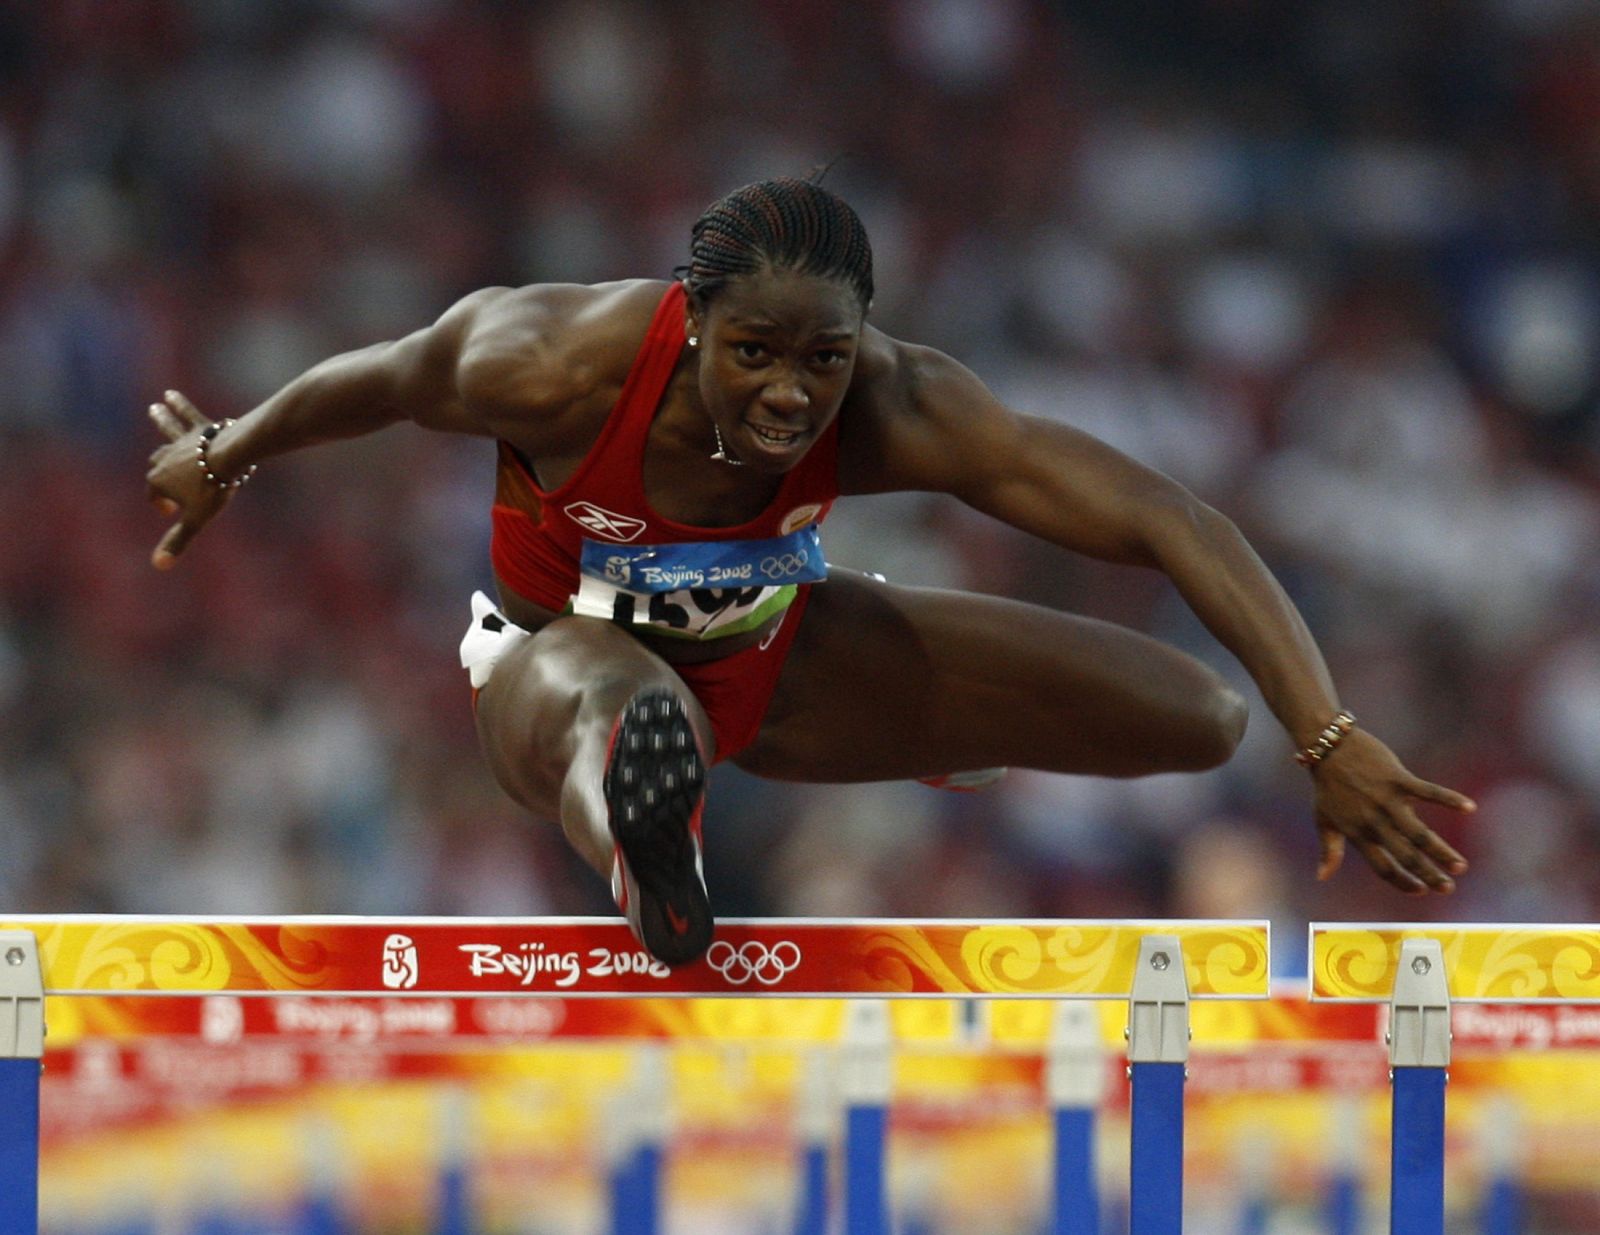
left=195, top=419, right=257, bottom=490
left=1295, top=710, right=1356, bottom=767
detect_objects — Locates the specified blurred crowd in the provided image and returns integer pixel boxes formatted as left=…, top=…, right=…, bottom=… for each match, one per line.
left=2, top=0, right=1599, bottom=966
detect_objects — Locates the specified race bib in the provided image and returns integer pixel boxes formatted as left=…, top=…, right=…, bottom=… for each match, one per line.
left=572, top=525, right=827, bottom=638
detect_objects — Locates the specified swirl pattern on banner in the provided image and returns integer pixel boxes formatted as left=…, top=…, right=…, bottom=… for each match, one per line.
left=19, top=922, right=342, bottom=993
left=1190, top=927, right=1269, bottom=995
left=1313, top=927, right=1600, bottom=1001
left=950, top=923, right=1268, bottom=996
left=858, top=928, right=968, bottom=993
left=958, top=925, right=1117, bottom=995
left=730, top=923, right=1267, bottom=997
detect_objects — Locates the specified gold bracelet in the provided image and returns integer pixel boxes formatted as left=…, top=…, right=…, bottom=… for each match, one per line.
left=1295, top=711, right=1356, bottom=767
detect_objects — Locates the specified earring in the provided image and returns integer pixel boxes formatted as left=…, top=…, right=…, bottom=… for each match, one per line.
left=688, top=335, right=699, bottom=348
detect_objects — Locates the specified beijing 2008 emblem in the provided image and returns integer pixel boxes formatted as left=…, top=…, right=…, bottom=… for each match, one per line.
left=382, top=933, right=420, bottom=990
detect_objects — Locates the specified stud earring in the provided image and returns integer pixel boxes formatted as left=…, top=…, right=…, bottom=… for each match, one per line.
left=688, top=335, right=699, bottom=348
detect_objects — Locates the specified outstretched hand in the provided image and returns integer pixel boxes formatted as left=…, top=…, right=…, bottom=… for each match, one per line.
left=145, top=390, right=231, bottom=570
left=1309, top=728, right=1475, bottom=895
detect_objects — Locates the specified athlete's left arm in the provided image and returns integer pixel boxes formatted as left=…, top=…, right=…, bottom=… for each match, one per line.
left=844, top=339, right=1475, bottom=895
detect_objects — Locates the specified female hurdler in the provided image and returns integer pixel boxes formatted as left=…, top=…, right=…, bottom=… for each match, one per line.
left=146, top=179, right=1474, bottom=966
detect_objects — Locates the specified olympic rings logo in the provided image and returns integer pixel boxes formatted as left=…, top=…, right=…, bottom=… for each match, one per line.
left=705, top=940, right=803, bottom=986
left=760, top=551, right=809, bottom=578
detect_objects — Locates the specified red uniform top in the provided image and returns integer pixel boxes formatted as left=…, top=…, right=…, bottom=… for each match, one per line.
left=490, top=282, right=841, bottom=634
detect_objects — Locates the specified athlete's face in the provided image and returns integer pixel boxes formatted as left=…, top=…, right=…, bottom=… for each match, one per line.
left=685, top=267, right=864, bottom=474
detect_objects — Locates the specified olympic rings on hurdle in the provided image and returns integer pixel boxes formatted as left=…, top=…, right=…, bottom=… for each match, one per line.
left=704, top=939, right=803, bottom=986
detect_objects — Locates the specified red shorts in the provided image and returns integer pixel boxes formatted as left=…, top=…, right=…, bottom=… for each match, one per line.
left=678, top=584, right=810, bottom=764
left=465, top=586, right=811, bottom=765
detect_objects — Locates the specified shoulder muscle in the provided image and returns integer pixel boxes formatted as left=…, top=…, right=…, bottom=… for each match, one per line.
left=445, top=279, right=668, bottom=445
left=840, top=334, right=1020, bottom=497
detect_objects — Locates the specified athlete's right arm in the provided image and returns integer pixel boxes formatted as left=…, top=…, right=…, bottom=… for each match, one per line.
left=144, top=286, right=549, bottom=568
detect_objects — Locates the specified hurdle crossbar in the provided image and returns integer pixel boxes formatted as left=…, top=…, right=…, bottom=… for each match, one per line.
left=0, top=916, right=1271, bottom=999
left=1309, top=922, right=1600, bottom=1003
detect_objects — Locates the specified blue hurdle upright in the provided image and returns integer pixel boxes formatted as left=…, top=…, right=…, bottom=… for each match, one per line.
left=0, top=934, right=43, bottom=1235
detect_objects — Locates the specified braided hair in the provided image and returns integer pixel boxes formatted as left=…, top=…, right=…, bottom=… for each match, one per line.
left=680, top=178, right=874, bottom=312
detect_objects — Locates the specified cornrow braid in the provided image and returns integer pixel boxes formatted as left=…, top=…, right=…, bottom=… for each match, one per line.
left=680, top=178, right=874, bottom=311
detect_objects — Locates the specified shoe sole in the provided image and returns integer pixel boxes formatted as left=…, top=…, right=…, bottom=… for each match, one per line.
left=605, top=689, right=712, bottom=966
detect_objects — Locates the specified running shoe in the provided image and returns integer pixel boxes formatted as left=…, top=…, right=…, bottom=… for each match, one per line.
left=605, top=688, right=713, bottom=966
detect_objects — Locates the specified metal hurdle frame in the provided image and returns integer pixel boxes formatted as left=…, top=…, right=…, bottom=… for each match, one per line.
left=0, top=915, right=1272, bottom=1235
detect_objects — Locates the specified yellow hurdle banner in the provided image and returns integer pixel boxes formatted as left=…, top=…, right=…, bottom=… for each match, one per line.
left=1309, top=923, right=1600, bottom=1003
left=0, top=916, right=1269, bottom=999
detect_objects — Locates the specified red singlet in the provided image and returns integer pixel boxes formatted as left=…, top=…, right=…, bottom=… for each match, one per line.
left=487, top=282, right=841, bottom=761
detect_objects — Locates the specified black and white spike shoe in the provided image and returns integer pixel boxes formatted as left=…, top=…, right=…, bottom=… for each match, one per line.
left=604, top=688, right=713, bottom=967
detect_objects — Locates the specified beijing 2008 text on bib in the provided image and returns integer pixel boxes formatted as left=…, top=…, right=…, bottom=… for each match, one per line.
left=572, top=524, right=827, bottom=639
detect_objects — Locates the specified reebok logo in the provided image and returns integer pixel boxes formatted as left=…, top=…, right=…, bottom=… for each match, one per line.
left=564, top=502, right=647, bottom=543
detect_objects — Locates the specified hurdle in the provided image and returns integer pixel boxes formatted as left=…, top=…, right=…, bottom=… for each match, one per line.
left=0, top=914, right=1268, bottom=1234
left=1311, top=921, right=1600, bottom=1235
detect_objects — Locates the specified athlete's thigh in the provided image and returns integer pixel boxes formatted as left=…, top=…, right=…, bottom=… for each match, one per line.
left=737, top=570, right=1244, bottom=782
left=473, top=615, right=714, bottom=819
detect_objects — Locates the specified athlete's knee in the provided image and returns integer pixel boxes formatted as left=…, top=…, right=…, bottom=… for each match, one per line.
left=532, top=614, right=656, bottom=671
left=1184, top=677, right=1248, bottom=770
